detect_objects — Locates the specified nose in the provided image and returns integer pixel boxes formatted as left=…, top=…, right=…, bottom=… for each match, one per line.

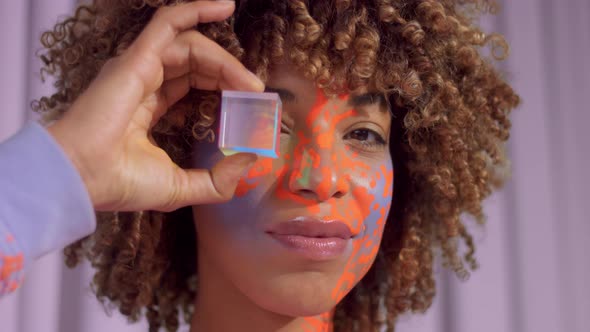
left=286, top=145, right=349, bottom=202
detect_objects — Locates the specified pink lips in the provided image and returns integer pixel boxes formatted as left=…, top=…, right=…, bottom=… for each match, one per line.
left=265, top=217, right=353, bottom=261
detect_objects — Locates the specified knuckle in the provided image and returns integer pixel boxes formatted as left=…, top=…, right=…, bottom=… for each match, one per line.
left=189, top=72, right=199, bottom=89
left=208, top=169, right=231, bottom=202
left=162, top=192, right=179, bottom=213
left=163, top=175, right=183, bottom=212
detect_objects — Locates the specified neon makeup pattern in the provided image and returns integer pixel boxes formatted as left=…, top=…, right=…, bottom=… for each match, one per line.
left=234, top=88, right=394, bottom=323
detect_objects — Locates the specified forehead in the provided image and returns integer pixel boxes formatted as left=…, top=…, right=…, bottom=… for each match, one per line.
left=266, top=62, right=304, bottom=82
left=266, top=63, right=390, bottom=114
left=267, top=62, right=377, bottom=96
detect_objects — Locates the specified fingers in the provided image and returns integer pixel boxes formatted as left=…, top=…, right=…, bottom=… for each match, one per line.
left=162, top=153, right=257, bottom=209
left=113, top=1, right=239, bottom=102
left=158, top=28, right=265, bottom=108
left=161, top=30, right=264, bottom=93
left=159, top=71, right=256, bottom=111
left=151, top=72, right=214, bottom=125
left=208, top=153, right=257, bottom=203
left=159, top=74, right=191, bottom=111
left=70, top=1, right=261, bottom=135
left=132, top=1, right=236, bottom=55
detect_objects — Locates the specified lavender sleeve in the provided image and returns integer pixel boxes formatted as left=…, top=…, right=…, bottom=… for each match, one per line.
left=0, top=122, right=96, bottom=297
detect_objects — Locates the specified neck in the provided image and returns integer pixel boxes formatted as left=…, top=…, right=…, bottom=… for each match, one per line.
left=190, top=252, right=333, bottom=332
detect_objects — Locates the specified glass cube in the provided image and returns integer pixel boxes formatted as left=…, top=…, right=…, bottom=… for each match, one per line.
left=218, top=90, right=282, bottom=158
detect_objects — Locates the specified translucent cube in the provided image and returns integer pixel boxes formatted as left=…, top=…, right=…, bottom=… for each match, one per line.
left=218, top=90, right=282, bottom=158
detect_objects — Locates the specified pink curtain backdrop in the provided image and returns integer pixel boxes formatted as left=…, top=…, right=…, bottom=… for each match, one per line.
left=1, top=1, right=588, bottom=331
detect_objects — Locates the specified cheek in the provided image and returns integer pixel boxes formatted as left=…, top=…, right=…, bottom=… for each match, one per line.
left=359, top=163, right=394, bottom=237
left=331, top=162, right=394, bottom=303
left=192, top=140, right=283, bottom=200
left=235, top=157, right=284, bottom=198
left=192, top=142, right=275, bottom=238
left=197, top=155, right=287, bottom=241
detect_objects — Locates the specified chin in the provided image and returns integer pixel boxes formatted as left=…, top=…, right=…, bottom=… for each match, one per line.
left=243, top=272, right=345, bottom=317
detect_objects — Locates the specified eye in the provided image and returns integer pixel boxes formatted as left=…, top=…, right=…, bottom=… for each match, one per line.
left=346, top=128, right=386, bottom=144
left=344, top=128, right=387, bottom=151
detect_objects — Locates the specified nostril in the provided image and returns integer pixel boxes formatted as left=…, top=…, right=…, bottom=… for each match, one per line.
left=297, top=189, right=315, bottom=196
left=333, top=191, right=345, bottom=199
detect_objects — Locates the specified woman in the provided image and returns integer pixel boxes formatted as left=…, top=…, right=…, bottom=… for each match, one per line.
left=35, top=0, right=519, bottom=331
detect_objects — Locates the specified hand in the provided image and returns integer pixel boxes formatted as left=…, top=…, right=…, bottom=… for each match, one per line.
left=47, top=1, right=262, bottom=212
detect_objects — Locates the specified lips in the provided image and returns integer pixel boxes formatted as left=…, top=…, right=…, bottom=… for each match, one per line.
left=265, top=216, right=354, bottom=261
left=266, top=216, right=353, bottom=239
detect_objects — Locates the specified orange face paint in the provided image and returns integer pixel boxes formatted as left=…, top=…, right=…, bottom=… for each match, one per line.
left=231, top=88, right=394, bottom=304
left=192, top=85, right=394, bottom=326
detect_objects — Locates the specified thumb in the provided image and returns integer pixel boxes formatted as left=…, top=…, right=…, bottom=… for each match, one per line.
left=175, top=153, right=257, bottom=208
left=210, top=153, right=258, bottom=201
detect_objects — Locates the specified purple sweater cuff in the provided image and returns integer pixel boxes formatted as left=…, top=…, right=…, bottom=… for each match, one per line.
left=0, top=122, right=96, bottom=270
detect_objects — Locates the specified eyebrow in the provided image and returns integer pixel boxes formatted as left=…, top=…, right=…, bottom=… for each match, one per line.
left=264, top=87, right=296, bottom=102
left=264, top=87, right=388, bottom=111
left=349, top=92, right=387, bottom=109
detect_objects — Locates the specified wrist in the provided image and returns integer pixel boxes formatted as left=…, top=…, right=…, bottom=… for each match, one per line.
left=46, top=121, right=99, bottom=208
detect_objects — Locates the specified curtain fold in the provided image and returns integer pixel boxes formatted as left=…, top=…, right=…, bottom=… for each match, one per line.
left=0, top=1, right=588, bottom=331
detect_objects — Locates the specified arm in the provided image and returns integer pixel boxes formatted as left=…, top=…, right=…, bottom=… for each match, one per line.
left=0, top=0, right=263, bottom=299
left=0, top=122, right=95, bottom=297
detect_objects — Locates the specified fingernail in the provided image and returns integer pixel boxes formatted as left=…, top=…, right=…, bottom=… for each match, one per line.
left=240, top=161, right=256, bottom=177
left=236, top=153, right=257, bottom=177
left=247, top=70, right=265, bottom=91
left=215, top=1, right=235, bottom=10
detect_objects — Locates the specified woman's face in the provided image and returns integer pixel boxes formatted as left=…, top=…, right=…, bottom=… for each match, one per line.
left=192, top=63, right=394, bottom=316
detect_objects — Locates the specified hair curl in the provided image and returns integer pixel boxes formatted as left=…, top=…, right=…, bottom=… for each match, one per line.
left=33, top=0, right=519, bottom=331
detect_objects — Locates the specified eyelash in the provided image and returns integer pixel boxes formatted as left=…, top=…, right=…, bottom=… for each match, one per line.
left=344, top=128, right=387, bottom=151
left=280, top=123, right=387, bottom=151
left=280, top=122, right=290, bottom=134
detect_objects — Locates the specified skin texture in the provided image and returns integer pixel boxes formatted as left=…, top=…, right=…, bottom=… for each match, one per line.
left=46, top=1, right=263, bottom=212
left=35, top=1, right=520, bottom=331
left=191, top=63, right=393, bottom=331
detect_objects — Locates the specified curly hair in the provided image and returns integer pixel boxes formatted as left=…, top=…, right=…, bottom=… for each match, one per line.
left=33, top=0, right=519, bottom=331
